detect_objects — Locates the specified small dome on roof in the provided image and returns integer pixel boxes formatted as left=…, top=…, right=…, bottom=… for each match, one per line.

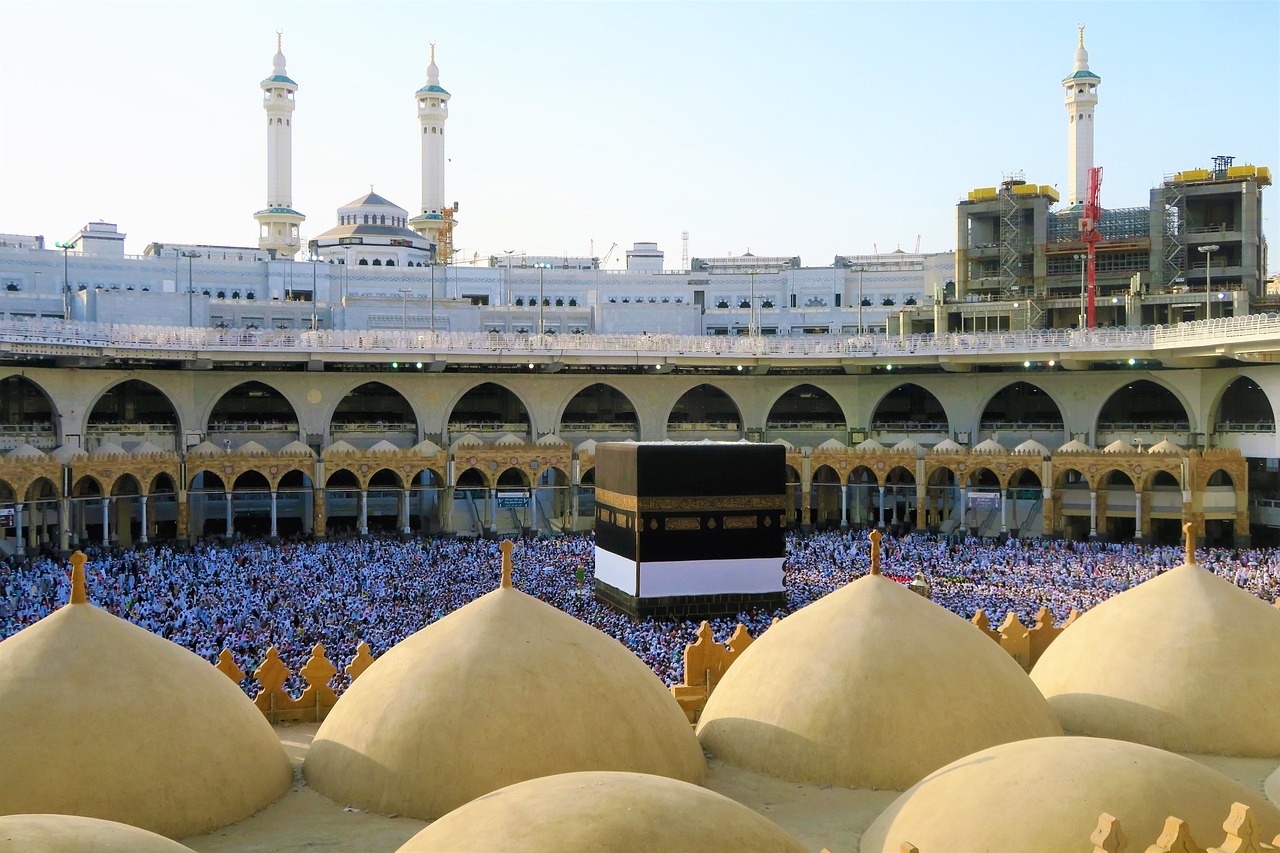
left=494, top=432, right=525, bottom=447
left=305, top=552, right=704, bottom=819
left=893, top=438, right=923, bottom=453
left=278, top=439, right=316, bottom=456
left=90, top=441, right=128, bottom=458
left=931, top=438, right=964, bottom=453
left=1102, top=438, right=1129, bottom=453
left=770, top=437, right=795, bottom=449
left=410, top=438, right=443, bottom=455
left=1013, top=438, right=1051, bottom=455
left=575, top=438, right=598, bottom=454
left=0, top=555, right=292, bottom=837
left=855, top=438, right=885, bottom=451
left=860, top=737, right=1280, bottom=853
left=450, top=433, right=484, bottom=449
left=130, top=440, right=167, bottom=456
left=323, top=439, right=360, bottom=456
left=697, top=559, right=1061, bottom=790
left=49, top=445, right=86, bottom=463
left=5, top=443, right=45, bottom=458
left=1058, top=438, right=1091, bottom=452
left=535, top=433, right=568, bottom=446
left=1148, top=438, right=1186, bottom=454
left=184, top=440, right=223, bottom=457
left=817, top=438, right=847, bottom=451
left=971, top=437, right=1004, bottom=453
left=394, top=772, right=808, bottom=853
left=1031, top=547, right=1280, bottom=757
left=0, top=814, right=197, bottom=852
left=367, top=440, right=400, bottom=453
left=234, top=440, right=271, bottom=456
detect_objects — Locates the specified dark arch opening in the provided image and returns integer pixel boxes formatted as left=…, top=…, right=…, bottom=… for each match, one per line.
left=980, top=382, right=1064, bottom=430
left=331, top=382, right=417, bottom=439
left=767, top=385, right=845, bottom=430
left=208, top=381, right=298, bottom=432
left=0, top=375, right=55, bottom=446
left=561, top=384, right=638, bottom=435
left=668, top=385, right=741, bottom=432
left=1097, top=381, right=1189, bottom=431
left=1215, top=378, right=1276, bottom=432
left=449, top=383, right=530, bottom=434
left=871, top=384, right=948, bottom=431
left=88, top=379, right=180, bottom=453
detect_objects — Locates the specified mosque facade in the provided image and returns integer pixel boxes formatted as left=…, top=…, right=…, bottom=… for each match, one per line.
left=0, top=32, right=1276, bottom=553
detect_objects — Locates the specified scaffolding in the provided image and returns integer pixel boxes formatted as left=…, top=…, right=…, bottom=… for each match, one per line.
left=1160, top=181, right=1185, bottom=288
left=1048, top=206, right=1151, bottom=242
left=998, top=176, right=1025, bottom=296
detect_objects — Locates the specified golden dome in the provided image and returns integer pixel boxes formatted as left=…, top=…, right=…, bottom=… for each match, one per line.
left=304, top=543, right=704, bottom=820
left=394, top=771, right=809, bottom=853
left=0, top=553, right=292, bottom=839
left=860, top=736, right=1280, bottom=852
left=0, top=814, right=197, bottom=853
left=697, top=534, right=1061, bottom=790
left=1031, top=542, right=1280, bottom=756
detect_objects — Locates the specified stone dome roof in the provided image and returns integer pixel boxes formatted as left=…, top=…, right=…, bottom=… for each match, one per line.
left=394, top=771, right=809, bottom=853
left=931, top=438, right=964, bottom=453
left=278, top=439, right=316, bottom=456
left=1030, top=544, right=1280, bottom=757
left=322, top=439, right=360, bottom=455
left=0, top=814, right=197, bottom=852
left=233, top=439, right=271, bottom=456
left=304, top=546, right=704, bottom=819
left=0, top=554, right=292, bottom=838
left=1013, top=438, right=1051, bottom=455
left=130, top=440, right=168, bottom=456
left=892, top=438, right=923, bottom=453
left=696, top=540, right=1061, bottom=789
left=855, top=438, right=885, bottom=451
left=860, top=737, right=1280, bottom=852
left=494, top=432, right=525, bottom=446
left=4, top=443, right=45, bottom=458
left=409, top=437, right=443, bottom=455
left=367, top=439, right=400, bottom=452
left=816, top=438, right=847, bottom=451
left=971, top=437, right=1004, bottom=452
left=89, top=441, right=128, bottom=457
left=1148, top=437, right=1186, bottom=454
left=184, top=440, right=224, bottom=457
left=1058, top=438, right=1091, bottom=452
left=535, top=433, right=568, bottom=446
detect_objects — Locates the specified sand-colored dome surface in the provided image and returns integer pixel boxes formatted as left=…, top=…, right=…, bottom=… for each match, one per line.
left=696, top=566, right=1061, bottom=790
left=0, top=814, right=196, bottom=853
left=1267, top=765, right=1280, bottom=808
left=395, top=771, right=809, bottom=853
left=0, top=555, right=292, bottom=839
left=860, top=737, right=1280, bottom=852
left=1031, top=558, right=1280, bottom=756
left=304, top=551, right=704, bottom=820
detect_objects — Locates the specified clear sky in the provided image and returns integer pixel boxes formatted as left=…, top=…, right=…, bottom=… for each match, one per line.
left=2, top=1, right=1276, bottom=269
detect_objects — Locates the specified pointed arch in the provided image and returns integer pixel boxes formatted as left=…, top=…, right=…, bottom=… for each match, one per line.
left=870, top=383, right=949, bottom=432
left=766, top=384, right=847, bottom=431
left=558, top=383, right=639, bottom=435
left=667, top=384, right=743, bottom=435
left=447, top=382, right=531, bottom=435
left=978, top=381, right=1065, bottom=430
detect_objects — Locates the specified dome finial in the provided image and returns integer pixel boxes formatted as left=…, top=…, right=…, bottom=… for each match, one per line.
left=1078, top=23, right=1085, bottom=48
left=276, top=28, right=283, bottom=53
left=499, top=539, right=514, bottom=588
left=1183, top=522, right=1196, bottom=567
left=868, top=529, right=882, bottom=576
left=430, top=40, right=436, bottom=64
left=69, top=550, right=88, bottom=604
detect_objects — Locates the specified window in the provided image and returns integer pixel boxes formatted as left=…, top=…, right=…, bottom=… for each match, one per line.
left=216, top=291, right=226, bottom=299
left=231, top=291, right=241, bottom=299
left=568, top=298, right=577, bottom=307
left=358, top=259, right=369, bottom=265
left=372, top=259, right=382, bottom=266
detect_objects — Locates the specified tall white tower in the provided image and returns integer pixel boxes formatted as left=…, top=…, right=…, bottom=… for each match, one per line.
left=253, top=32, right=305, bottom=258
left=409, top=42, right=457, bottom=263
left=1063, top=25, right=1101, bottom=206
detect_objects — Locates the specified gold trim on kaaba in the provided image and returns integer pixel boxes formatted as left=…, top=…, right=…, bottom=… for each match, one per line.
left=723, top=515, right=758, bottom=530
left=594, top=488, right=638, bottom=512
left=663, top=517, right=701, bottom=531
left=597, top=488, right=787, bottom=513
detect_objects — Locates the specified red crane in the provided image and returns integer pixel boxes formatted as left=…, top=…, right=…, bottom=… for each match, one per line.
left=1079, top=166, right=1104, bottom=328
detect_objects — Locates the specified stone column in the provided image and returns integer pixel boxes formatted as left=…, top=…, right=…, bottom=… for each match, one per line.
left=1041, top=487, right=1052, bottom=538
left=1133, top=490, right=1143, bottom=541
left=1089, top=490, right=1098, bottom=539
left=488, top=488, right=498, bottom=533
left=224, top=491, right=233, bottom=541
left=839, top=484, right=848, bottom=528
left=58, top=496, right=70, bottom=553
left=101, top=497, right=110, bottom=547
left=529, top=485, right=538, bottom=533
left=878, top=486, right=886, bottom=527
left=999, top=489, right=1007, bottom=534
left=177, top=491, right=190, bottom=544
left=359, top=488, right=368, bottom=536
left=139, top=496, right=149, bottom=545
left=958, top=486, right=968, bottom=533
left=401, top=488, right=411, bottom=535
left=313, top=488, right=326, bottom=538
left=269, top=490, right=278, bottom=539
left=915, top=482, right=927, bottom=531
left=14, top=502, right=24, bottom=558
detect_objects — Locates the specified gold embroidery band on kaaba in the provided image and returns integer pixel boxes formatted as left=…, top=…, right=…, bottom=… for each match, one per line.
left=722, top=515, right=758, bottom=530
left=595, top=487, right=786, bottom=513
left=663, top=517, right=701, bottom=531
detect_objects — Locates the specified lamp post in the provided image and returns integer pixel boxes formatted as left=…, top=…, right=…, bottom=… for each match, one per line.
left=747, top=269, right=757, bottom=336
left=534, top=262, right=551, bottom=334
left=1073, top=253, right=1087, bottom=329
left=1198, top=244, right=1218, bottom=321
left=503, top=249, right=514, bottom=305
left=307, top=252, right=319, bottom=330
left=180, top=250, right=198, bottom=326
left=54, top=239, right=79, bottom=319
left=399, top=287, right=411, bottom=330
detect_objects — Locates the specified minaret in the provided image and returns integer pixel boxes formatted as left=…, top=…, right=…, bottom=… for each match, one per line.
left=1063, top=25, right=1101, bottom=206
left=253, top=31, right=305, bottom=258
left=409, top=42, right=457, bottom=263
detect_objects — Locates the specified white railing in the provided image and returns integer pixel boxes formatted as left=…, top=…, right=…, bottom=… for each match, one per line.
left=0, top=314, right=1277, bottom=361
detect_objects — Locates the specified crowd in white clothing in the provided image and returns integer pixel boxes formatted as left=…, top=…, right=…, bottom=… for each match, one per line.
left=1, top=530, right=1277, bottom=692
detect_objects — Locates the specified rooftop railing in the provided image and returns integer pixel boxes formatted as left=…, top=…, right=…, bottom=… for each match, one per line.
left=0, top=314, right=1276, bottom=361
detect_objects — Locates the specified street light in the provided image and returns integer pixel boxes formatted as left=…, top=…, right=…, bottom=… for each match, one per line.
left=1198, top=244, right=1218, bottom=321
left=534, top=262, right=551, bottom=334
left=54, top=239, right=79, bottom=319
left=399, top=287, right=411, bottom=330
left=1073, top=253, right=1087, bottom=329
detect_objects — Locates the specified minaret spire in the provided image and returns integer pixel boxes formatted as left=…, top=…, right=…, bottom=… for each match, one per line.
left=253, top=31, right=305, bottom=258
left=409, top=41, right=458, bottom=264
left=1063, top=25, right=1101, bottom=206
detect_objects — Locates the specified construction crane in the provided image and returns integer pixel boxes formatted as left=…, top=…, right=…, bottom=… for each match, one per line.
left=598, top=242, right=618, bottom=269
left=1080, top=166, right=1104, bottom=328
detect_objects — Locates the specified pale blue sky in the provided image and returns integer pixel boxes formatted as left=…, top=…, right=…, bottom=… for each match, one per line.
left=2, top=1, right=1276, bottom=267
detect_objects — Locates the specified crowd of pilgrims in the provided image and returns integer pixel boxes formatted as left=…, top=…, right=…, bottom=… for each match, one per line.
left=2, top=530, right=1278, bottom=694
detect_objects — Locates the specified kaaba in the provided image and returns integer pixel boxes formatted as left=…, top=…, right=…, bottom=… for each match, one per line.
left=593, top=442, right=787, bottom=620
